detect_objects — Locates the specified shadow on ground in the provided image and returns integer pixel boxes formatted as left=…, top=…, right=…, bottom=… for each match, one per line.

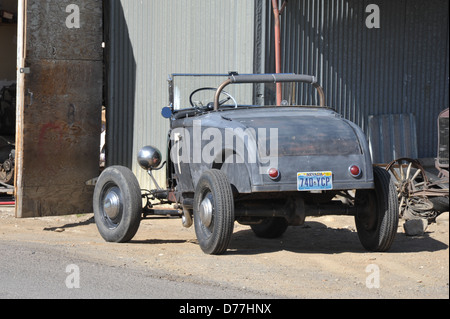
left=228, top=221, right=448, bottom=255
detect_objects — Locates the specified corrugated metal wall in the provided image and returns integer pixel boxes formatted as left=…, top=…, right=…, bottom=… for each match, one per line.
left=105, top=0, right=255, bottom=188
left=106, top=0, right=449, bottom=190
left=260, top=0, right=449, bottom=161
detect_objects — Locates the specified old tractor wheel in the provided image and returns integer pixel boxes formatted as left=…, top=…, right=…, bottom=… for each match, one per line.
left=93, top=166, right=142, bottom=243
left=193, top=169, right=235, bottom=255
left=385, top=158, right=435, bottom=220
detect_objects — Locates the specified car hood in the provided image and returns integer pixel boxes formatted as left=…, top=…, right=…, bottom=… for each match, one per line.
left=223, top=108, right=362, bottom=157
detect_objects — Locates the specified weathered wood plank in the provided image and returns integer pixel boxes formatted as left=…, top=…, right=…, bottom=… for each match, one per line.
left=16, top=0, right=103, bottom=217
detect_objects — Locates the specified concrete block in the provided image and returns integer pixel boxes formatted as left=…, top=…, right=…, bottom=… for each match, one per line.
left=403, top=219, right=428, bottom=236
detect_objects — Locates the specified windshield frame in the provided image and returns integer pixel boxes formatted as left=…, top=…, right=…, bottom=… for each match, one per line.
left=167, top=73, right=326, bottom=113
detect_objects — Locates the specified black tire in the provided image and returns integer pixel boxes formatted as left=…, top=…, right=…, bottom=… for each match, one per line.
left=429, top=196, right=449, bottom=214
left=251, top=218, right=289, bottom=239
left=93, top=166, right=142, bottom=243
left=355, top=166, right=399, bottom=252
left=193, top=169, right=234, bottom=255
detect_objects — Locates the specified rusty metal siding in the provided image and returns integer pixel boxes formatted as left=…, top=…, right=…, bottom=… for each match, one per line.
left=105, top=0, right=255, bottom=188
left=260, top=0, right=449, bottom=162
left=15, top=0, right=103, bottom=217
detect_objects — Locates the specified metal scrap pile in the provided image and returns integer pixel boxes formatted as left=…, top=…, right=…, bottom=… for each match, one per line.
left=385, top=109, right=449, bottom=227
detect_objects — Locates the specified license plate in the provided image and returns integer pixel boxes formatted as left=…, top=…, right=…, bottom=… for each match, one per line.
left=297, top=171, right=333, bottom=191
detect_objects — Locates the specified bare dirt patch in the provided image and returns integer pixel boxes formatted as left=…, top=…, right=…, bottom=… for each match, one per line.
left=0, top=206, right=448, bottom=298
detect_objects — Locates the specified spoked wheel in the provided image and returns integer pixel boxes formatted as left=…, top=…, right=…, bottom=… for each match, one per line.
left=385, top=158, right=435, bottom=220
left=93, top=166, right=142, bottom=243
left=193, top=169, right=235, bottom=255
left=355, top=166, right=399, bottom=252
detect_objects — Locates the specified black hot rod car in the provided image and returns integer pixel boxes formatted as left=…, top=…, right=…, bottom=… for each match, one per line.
left=93, top=73, right=398, bottom=255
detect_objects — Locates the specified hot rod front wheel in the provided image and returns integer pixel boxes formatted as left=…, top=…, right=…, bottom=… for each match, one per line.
left=93, top=166, right=142, bottom=243
left=193, top=169, right=235, bottom=255
left=355, top=166, right=399, bottom=252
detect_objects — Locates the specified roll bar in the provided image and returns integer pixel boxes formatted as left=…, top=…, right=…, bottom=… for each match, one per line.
left=214, top=73, right=326, bottom=111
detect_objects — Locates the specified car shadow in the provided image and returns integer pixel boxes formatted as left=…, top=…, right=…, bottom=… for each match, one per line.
left=389, top=231, right=449, bottom=253
left=42, top=216, right=448, bottom=254
left=130, top=239, right=189, bottom=245
left=43, top=216, right=95, bottom=231
left=227, top=221, right=448, bottom=255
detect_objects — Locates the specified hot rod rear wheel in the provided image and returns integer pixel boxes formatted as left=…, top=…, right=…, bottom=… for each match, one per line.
left=93, top=166, right=142, bottom=243
left=194, top=169, right=235, bottom=255
left=355, top=166, right=399, bottom=252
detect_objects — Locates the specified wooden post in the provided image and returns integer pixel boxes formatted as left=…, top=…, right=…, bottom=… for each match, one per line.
left=15, top=0, right=103, bottom=217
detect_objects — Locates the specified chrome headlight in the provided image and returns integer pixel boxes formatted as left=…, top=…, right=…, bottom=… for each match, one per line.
left=137, top=146, right=162, bottom=170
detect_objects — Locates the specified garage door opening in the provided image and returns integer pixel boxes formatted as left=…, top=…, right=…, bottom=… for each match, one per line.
left=0, top=0, right=17, bottom=203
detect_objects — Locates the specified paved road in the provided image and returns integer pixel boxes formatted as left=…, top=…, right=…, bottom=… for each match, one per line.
left=0, top=240, right=273, bottom=299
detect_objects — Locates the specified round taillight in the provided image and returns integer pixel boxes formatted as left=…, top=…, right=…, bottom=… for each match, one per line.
left=349, top=165, right=361, bottom=177
left=268, top=168, right=280, bottom=180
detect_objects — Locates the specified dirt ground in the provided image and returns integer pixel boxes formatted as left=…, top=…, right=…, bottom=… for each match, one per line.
left=0, top=205, right=448, bottom=299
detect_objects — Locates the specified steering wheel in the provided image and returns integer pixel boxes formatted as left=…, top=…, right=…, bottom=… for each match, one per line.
left=189, top=87, right=238, bottom=109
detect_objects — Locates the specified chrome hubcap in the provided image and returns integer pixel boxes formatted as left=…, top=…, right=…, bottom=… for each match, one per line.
left=199, top=194, right=213, bottom=227
left=103, top=187, right=121, bottom=220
